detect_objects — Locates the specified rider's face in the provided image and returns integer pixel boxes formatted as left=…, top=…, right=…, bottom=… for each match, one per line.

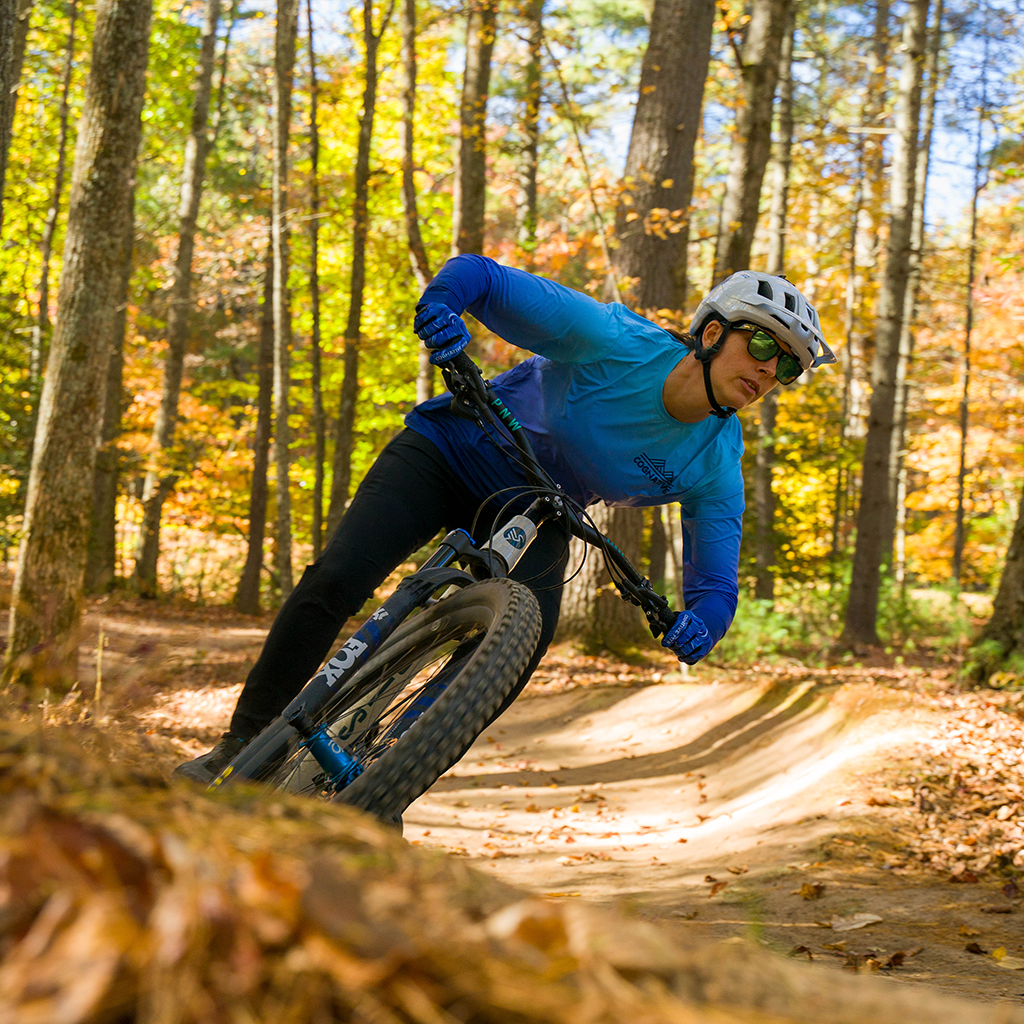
left=704, top=322, right=794, bottom=409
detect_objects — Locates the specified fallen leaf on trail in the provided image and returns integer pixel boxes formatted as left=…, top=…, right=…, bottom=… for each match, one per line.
left=544, top=892, right=580, bottom=898
left=950, top=870, right=980, bottom=884
left=789, top=945, right=813, bottom=961
left=704, top=875, right=717, bottom=883
left=793, top=882, right=825, bottom=901
left=1002, top=879, right=1021, bottom=899
left=671, top=909, right=699, bottom=919
left=980, top=904, right=1013, bottom=914
left=676, top=838, right=688, bottom=844
left=453, top=800, right=469, bottom=808
left=831, top=913, right=883, bottom=932
left=966, top=942, right=988, bottom=955
left=822, top=941, right=846, bottom=951
left=727, top=865, right=748, bottom=875
left=708, top=882, right=729, bottom=898
left=995, top=957, right=1024, bottom=970
left=525, top=804, right=540, bottom=813
left=960, top=924, right=981, bottom=937
left=992, top=947, right=1024, bottom=969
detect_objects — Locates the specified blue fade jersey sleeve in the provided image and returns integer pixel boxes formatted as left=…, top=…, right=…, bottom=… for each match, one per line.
left=678, top=495, right=742, bottom=646
left=420, top=254, right=620, bottom=363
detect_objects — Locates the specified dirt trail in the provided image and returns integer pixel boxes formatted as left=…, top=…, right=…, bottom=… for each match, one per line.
left=14, top=600, right=1024, bottom=1010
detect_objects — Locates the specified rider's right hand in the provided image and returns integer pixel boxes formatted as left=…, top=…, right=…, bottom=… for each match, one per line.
left=414, top=302, right=471, bottom=365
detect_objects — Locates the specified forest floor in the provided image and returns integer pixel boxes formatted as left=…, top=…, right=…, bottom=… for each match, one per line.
left=9, top=593, right=1024, bottom=1011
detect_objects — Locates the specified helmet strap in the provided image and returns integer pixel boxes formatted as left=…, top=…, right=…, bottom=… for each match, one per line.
left=692, top=320, right=736, bottom=420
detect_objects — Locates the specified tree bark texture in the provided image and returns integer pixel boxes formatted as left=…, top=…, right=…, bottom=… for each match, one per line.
left=399, top=0, right=435, bottom=405
left=134, top=0, right=222, bottom=593
left=864, top=0, right=891, bottom=267
left=712, top=0, right=791, bottom=286
left=0, top=0, right=33, bottom=235
left=235, top=247, right=275, bottom=615
left=30, top=0, right=77, bottom=382
left=842, top=0, right=928, bottom=648
left=326, top=0, right=392, bottom=537
left=555, top=504, right=646, bottom=651
left=969, top=486, right=1024, bottom=683
left=451, top=0, right=496, bottom=257
left=4, top=0, right=152, bottom=686
left=892, top=0, right=943, bottom=584
left=272, top=0, right=299, bottom=596
left=613, top=0, right=714, bottom=311
left=754, top=390, right=778, bottom=601
left=84, top=195, right=135, bottom=594
left=765, top=5, right=794, bottom=280
left=753, top=8, right=794, bottom=604
left=518, top=0, right=543, bottom=256
left=307, top=0, right=325, bottom=559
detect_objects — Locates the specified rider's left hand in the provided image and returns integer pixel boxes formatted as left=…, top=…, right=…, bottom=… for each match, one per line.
left=662, top=610, right=713, bottom=665
left=414, top=301, right=471, bottom=365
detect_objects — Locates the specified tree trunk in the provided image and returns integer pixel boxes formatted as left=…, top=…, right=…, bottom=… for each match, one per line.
left=613, top=0, right=714, bottom=310
left=648, top=506, right=667, bottom=595
left=307, top=0, right=325, bottom=559
left=842, top=0, right=929, bottom=649
left=272, top=0, right=299, bottom=596
left=952, top=28, right=989, bottom=589
left=451, top=0, right=496, bottom=257
left=518, top=0, right=543, bottom=258
left=235, top=245, right=275, bottom=615
left=893, top=0, right=943, bottom=586
left=30, top=0, right=77, bottom=382
left=326, top=0, right=393, bottom=538
left=555, top=504, right=647, bottom=652
left=968, top=485, right=1024, bottom=684
left=753, top=7, right=794, bottom=604
left=399, top=0, right=434, bottom=405
left=4, top=0, right=152, bottom=687
left=84, top=194, right=135, bottom=594
left=712, top=0, right=791, bottom=286
left=864, top=0, right=891, bottom=271
left=133, top=0, right=222, bottom=594
left=0, top=0, right=34, bottom=235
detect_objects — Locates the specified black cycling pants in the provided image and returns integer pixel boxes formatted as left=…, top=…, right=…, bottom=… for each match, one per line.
left=229, top=429, right=569, bottom=741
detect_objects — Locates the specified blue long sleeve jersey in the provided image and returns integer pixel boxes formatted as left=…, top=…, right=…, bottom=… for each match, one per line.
left=405, top=255, right=744, bottom=647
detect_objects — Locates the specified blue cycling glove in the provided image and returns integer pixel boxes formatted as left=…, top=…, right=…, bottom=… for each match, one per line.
left=414, top=301, right=471, bottom=365
left=662, top=610, right=713, bottom=665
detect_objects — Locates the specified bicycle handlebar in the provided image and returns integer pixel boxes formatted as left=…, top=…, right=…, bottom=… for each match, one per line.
left=438, top=352, right=677, bottom=637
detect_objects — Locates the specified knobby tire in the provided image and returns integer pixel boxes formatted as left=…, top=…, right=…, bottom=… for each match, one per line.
left=218, top=578, right=542, bottom=823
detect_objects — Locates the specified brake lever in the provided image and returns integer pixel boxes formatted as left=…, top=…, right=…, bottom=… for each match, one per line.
left=440, top=352, right=491, bottom=421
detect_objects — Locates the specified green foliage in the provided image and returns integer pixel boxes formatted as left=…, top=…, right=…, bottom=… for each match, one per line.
left=711, top=580, right=976, bottom=667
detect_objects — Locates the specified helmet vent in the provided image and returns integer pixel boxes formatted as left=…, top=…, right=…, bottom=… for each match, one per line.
left=757, top=279, right=774, bottom=300
left=770, top=313, right=788, bottom=327
left=783, top=291, right=797, bottom=312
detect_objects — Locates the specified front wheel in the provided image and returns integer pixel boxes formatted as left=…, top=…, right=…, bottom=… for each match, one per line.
left=235, top=578, right=542, bottom=822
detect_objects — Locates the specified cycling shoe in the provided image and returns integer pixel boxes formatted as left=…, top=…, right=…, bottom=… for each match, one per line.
left=172, top=733, right=247, bottom=784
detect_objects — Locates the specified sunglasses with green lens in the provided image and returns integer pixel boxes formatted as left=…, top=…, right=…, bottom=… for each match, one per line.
left=732, top=322, right=804, bottom=385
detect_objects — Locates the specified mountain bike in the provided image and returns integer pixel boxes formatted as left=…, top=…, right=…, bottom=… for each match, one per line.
left=210, top=353, right=679, bottom=822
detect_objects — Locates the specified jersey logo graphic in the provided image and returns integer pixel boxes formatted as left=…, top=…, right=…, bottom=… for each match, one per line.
left=503, top=526, right=527, bottom=549
left=634, top=453, right=677, bottom=495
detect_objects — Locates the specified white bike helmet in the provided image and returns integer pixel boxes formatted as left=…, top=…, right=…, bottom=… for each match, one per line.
left=686, top=271, right=836, bottom=418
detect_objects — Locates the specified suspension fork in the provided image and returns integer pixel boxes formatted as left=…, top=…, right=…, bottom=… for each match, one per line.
left=479, top=495, right=567, bottom=575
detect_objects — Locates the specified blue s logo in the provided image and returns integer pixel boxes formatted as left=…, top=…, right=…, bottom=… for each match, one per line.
left=503, top=526, right=527, bottom=549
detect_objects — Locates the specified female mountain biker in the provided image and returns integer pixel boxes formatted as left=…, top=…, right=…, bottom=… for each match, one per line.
left=174, top=254, right=835, bottom=784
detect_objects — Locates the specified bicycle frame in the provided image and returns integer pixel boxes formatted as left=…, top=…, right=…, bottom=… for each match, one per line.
left=211, top=352, right=678, bottom=792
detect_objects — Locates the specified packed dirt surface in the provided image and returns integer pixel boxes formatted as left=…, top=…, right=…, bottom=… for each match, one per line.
left=13, top=597, right=1024, bottom=1012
